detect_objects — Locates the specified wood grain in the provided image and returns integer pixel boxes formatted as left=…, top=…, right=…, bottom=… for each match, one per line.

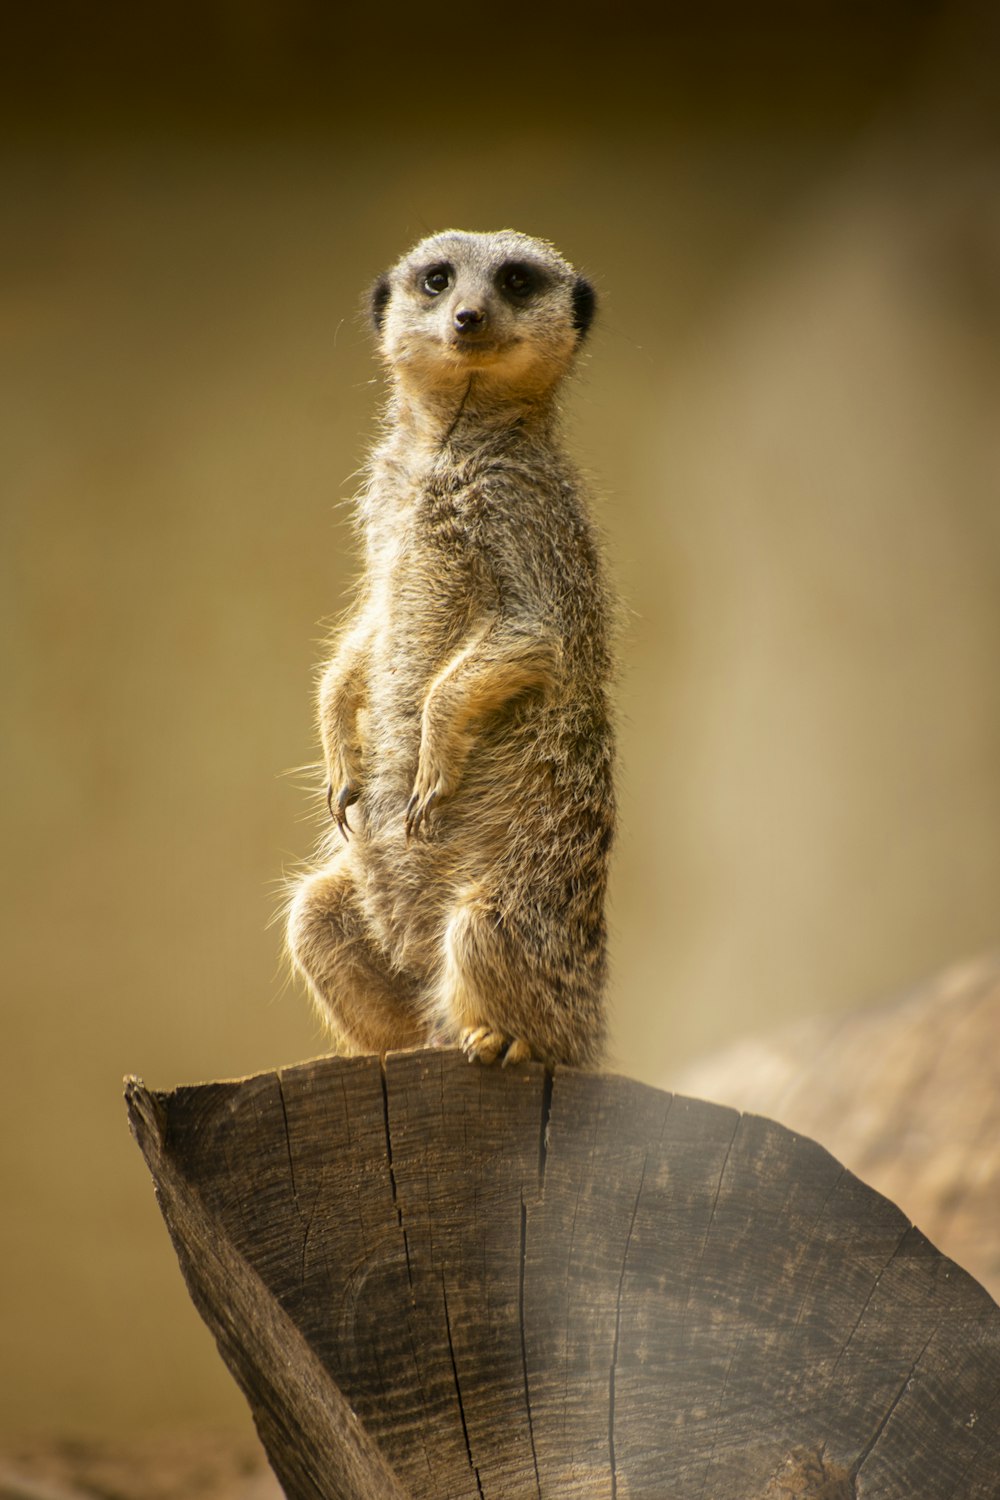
left=127, top=1051, right=1000, bottom=1498
left=676, top=953, right=1000, bottom=1303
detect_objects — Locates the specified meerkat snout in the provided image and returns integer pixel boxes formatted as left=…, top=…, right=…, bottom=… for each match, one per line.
left=453, top=305, right=487, bottom=333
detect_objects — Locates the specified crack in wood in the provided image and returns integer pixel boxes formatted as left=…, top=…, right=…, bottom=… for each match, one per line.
left=538, top=1069, right=553, bottom=1189
left=609, top=1150, right=648, bottom=1500
left=829, top=1225, right=912, bottom=1380
left=698, top=1114, right=740, bottom=1264
left=518, top=1196, right=542, bottom=1500
left=673, top=1110, right=743, bottom=1357
left=560, top=1119, right=598, bottom=1443
left=850, top=1323, right=939, bottom=1482
left=379, top=1063, right=413, bottom=1288
left=276, top=1073, right=314, bottom=1289
left=442, top=1276, right=485, bottom=1500
left=275, top=1075, right=300, bottom=1211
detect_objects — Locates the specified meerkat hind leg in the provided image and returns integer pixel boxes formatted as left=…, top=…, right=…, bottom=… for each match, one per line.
left=287, top=866, right=424, bottom=1055
left=439, top=892, right=535, bottom=1066
left=460, top=1026, right=532, bottom=1067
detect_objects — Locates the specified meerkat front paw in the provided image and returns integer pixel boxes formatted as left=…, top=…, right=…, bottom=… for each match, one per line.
left=460, top=1027, right=533, bottom=1066
left=405, top=784, right=440, bottom=840
left=324, top=741, right=363, bottom=839
left=326, top=778, right=361, bottom=839
left=405, top=755, right=453, bottom=839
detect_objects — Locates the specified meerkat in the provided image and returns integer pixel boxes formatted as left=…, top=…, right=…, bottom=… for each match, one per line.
left=285, top=228, right=616, bottom=1068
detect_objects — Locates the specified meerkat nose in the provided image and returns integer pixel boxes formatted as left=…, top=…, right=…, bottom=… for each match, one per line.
left=453, top=305, right=487, bottom=333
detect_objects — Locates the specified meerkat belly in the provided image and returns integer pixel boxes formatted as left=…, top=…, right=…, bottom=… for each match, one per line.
left=357, top=641, right=563, bottom=970
left=358, top=560, right=481, bottom=829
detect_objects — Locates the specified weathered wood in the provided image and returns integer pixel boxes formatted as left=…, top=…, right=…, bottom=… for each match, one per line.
left=125, top=1076, right=409, bottom=1500
left=126, top=1050, right=1000, bottom=1499
left=676, top=952, right=1000, bottom=1302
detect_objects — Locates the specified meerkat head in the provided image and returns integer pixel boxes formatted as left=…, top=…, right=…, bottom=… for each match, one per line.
left=370, top=229, right=596, bottom=406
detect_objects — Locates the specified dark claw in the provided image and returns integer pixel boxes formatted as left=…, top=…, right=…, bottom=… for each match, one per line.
left=329, top=781, right=359, bottom=841
left=405, top=787, right=438, bottom=840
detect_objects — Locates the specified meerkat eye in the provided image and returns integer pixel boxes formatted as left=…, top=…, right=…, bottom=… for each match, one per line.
left=499, top=263, right=537, bottom=298
left=422, top=264, right=452, bottom=296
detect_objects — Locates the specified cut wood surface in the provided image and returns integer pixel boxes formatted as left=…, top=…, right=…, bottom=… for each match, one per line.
left=127, top=1050, right=1000, bottom=1499
left=675, top=952, right=1000, bottom=1303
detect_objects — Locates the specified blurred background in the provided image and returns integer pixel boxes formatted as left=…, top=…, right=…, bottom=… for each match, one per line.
left=2, top=0, right=998, bottom=1458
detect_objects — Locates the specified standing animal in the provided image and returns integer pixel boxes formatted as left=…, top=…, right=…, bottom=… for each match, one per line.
left=286, top=229, right=616, bottom=1067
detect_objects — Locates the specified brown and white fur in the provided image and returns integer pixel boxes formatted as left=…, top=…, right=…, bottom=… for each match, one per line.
left=285, top=229, right=616, bottom=1067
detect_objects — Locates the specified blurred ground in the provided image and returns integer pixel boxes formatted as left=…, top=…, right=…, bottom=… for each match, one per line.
left=0, top=1431, right=279, bottom=1500
left=2, top=0, right=998, bottom=1448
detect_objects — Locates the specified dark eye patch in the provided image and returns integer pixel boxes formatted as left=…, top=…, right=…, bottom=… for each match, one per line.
left=421, top=263, right=453, bottom=296
left=497, top=261, right=545, bottom=298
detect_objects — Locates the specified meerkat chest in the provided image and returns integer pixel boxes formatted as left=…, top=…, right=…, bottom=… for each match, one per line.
left=370, top=467, right=496, bottom=604
left=361, top=480, right=491, bottom=706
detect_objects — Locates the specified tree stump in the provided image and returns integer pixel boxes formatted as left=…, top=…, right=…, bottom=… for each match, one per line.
left=126, top=1050, right=1000, bottom=1499
left=675, top=953, right=1000, bottom=1302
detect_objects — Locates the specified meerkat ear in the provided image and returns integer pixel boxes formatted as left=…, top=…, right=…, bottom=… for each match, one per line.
left=370, top=273, right=391, bottom=333
left=571, top=276, right=597, bottom=340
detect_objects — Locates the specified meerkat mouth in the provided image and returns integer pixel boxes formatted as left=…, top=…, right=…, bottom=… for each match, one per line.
left=446, top=335, right=518, bottom=362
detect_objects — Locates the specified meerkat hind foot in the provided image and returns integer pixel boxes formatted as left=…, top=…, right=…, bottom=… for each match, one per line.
left=459, top=1026, right=532, bottom=1067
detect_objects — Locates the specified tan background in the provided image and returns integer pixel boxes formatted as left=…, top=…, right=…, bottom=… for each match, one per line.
left=2, top=0, right=998, bottom=1441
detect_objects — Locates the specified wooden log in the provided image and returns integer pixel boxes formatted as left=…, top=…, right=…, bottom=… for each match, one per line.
left=126, top=1050, right=1000, bottom=1499
left=675, top=953, right=1000, bottom=1303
